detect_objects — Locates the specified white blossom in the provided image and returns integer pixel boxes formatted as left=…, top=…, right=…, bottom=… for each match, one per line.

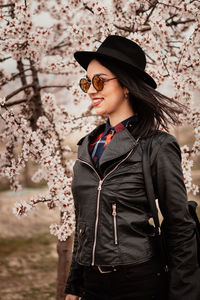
left=0, top=0, right=199, bottom=240
left=13, top=200, right=34, bottom=217
left=0, top=97, right=6, bottom=106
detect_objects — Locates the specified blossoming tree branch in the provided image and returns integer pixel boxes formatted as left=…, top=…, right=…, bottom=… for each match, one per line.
left=0, top=0, right=200, bottom=243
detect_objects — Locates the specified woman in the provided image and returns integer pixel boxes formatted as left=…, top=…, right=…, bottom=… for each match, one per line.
left=65, top=35, right=200, bottom=300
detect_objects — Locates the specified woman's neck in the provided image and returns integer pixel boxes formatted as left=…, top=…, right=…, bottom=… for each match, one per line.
left=108, top=112, right=135, bottom=127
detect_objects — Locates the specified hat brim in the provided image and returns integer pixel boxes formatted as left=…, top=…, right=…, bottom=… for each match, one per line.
left=74, top=51, right=157, bottom=89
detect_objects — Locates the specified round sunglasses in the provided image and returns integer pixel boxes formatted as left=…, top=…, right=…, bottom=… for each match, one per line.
left=79, top=74, right=117, bottom=93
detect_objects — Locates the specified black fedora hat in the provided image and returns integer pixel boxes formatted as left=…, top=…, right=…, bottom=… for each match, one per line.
left=74, top=35, right=157, bottom=89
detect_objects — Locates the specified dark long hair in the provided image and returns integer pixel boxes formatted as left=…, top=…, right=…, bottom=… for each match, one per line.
left=96, top=56, right=186, bottom=138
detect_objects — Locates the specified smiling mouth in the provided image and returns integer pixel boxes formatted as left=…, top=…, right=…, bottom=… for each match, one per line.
left=93, top=99, right=104, bottom=106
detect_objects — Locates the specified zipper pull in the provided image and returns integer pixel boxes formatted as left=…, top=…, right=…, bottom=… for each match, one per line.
left=112, top=203, right=117, bottom=216
left=112, top=203, right=118, bottom=245
left=98, top=180, right=103, bottom=191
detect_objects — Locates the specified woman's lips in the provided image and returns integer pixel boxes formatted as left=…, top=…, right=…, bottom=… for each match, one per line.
left=92, top=98, right=104, bottom=107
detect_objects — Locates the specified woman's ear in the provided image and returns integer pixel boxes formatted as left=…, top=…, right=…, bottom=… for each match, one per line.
left=123, top=88, right=129, bottom=99
left=123, top=87, right=129, bottom=94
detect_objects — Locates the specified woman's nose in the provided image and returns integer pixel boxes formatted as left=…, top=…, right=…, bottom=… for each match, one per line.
left=87, top=82, right=96, bottom=94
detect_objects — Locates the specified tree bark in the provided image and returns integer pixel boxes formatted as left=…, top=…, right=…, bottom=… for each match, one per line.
left=56, top=234, right=74, bottom=300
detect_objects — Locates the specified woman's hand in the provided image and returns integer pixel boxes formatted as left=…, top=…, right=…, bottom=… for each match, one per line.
left=65, top=294, right=79, bottom=300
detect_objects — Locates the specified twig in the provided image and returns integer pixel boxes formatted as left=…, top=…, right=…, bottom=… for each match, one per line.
left=39, top=85, right=68, bottom=90
left=17, top=60, right=32, bottom=98
left=146, top=53, right=156, bottom=64
left=167, top=18, right=195, bottom=27
left=0, top=68, right=32, bottom=87
left=0, top=4, right=15, bottom=8
left=157, top=2, right=180, bottom=9
left=49, top=42, right=70, bottom=51
left=31, top=199, right=53, bottom=204
left=0, top=56, right=12, bottom=62
left=83, top=3, right=94, bottom=14
left=162, top=56, right=170, bottom=77
left=4, top=99, right=27, bottom=107
left=144, top=1, right=158, bottom=25
left=5, top=84, right=33, bottom=101
left=166, top=13, right=178, bottom=23
left=114, top=23, right=151, bottom=33
left=114, top=24, right=134, bottom=33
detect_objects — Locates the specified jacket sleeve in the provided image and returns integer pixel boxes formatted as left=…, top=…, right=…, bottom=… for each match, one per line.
left=64, top=208, right=84, bottom=297
left=152, top=134, right=200, bottom=300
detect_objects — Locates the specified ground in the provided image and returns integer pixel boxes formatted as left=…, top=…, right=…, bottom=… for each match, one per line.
left=0, top=187, right=59, bottom=300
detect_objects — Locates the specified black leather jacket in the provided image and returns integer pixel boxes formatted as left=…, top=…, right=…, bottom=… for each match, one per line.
left=65, top=122, right=200, bottom=299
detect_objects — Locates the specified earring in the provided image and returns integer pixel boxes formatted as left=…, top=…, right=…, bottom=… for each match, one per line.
left=125, top=93, right=129, bottom=98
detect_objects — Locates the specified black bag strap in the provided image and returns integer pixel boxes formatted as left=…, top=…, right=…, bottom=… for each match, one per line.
left=142, top=136, right=161, bottom=235
left=142, top=135, right=200, bottom=269
left=142, top=136, right=169, bottom=270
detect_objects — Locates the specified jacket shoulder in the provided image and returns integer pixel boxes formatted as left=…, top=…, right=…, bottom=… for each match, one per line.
left=140, top=130, right=178, bottom=146
left=140, top=130, right=180, bottom=163
left=150, top=130, right=178, bottom=145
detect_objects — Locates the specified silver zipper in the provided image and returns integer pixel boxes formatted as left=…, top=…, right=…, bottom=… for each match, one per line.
left=112, top=203, right=118, bottom=245
left=77, top=138, right=140, bottom=265
left=91, top=179, right=103, bottom=265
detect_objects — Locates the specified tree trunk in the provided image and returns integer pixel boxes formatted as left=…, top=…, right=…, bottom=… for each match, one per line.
left=56, top=234, right=74, bottom=300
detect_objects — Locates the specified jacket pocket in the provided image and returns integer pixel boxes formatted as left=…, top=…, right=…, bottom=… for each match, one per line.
left=76, top=222, right=87, bottom=261
left=112, top=203, right=118, bottom=245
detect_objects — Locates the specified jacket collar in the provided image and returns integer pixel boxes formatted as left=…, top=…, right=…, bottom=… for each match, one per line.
left=77, top=122, right=138, bottom=168
left=77, top=123, right=105, bottom=166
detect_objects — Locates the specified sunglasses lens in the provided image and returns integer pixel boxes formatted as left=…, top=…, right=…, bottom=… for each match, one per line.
left=80, top=78, right=90, bottom=93
left=93, top=75, right=104, bottom=91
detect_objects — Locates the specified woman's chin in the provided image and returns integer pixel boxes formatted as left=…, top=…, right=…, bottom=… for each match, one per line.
left=94, top=107, right=105, bottom=115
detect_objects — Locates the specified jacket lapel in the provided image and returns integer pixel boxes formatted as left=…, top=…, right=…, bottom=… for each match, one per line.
left=77, top=123, right=106, bottom=166
left=76, top=123, right=138, bottom=169
left=98, top=127, right=138, bottom=167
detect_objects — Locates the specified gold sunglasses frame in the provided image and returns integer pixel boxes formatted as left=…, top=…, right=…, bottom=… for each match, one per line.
left=79, top=74, right=117, bottom=93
